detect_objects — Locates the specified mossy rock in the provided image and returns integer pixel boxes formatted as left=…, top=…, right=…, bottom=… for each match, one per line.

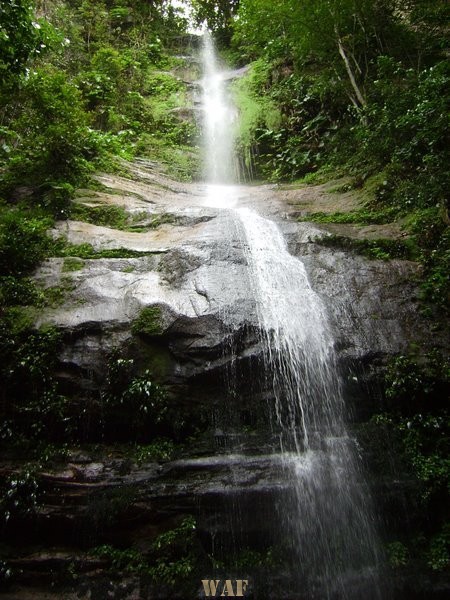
left=132, top=306, right=163, bottom=337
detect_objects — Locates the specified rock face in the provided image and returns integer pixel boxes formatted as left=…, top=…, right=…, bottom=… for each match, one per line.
left=36, top=164, right=433, bottom=381
left=3, top=161, right=447, bottom=599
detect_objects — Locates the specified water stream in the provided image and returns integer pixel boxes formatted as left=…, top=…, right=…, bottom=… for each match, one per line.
left=200, top=32, right=385, bottom=598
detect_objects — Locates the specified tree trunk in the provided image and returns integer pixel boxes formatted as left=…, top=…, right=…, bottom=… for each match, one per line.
left=336, top=33, right=366, bottom=108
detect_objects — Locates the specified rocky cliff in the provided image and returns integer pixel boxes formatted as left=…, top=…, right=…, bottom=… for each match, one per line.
left=1, top=160, right=447, bottom=599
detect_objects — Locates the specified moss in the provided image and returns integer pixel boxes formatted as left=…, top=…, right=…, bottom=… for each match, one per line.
left=318, top=234, right=416, bottom=260
left=71, top=202, right=129, bottom=229
left=131, top=306, right=163, bottom=337
left=71, top=199, right=178, bottom=232
left=52, top=239, right=167, bottom=259
left=62, top=257, right=84, bottom=272
left=121, top=264, right=135, bottom=273
left=127, top=212, right=177, bottom=232
left=39, top=277, right=76, bottom=307
left=134, top=134, right=200, bottom=182
left=230, top=59, right=283, bottom=178
left=298, top=206, right=399, bottom=225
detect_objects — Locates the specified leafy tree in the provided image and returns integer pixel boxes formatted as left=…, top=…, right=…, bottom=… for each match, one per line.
left=0, top=0, right=40, bottom=83
left=234, top=0, right=410, bottom=109
left=0, top=67, right=94, bottom=211
left=192, top=0, right=240, bottom=45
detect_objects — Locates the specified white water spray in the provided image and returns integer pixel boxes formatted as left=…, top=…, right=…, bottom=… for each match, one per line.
left=200, top=33, right=385, bottom=598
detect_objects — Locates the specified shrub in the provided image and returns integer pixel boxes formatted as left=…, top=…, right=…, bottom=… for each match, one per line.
left=0, top=322, right=71, bottom=445
left=101, top=353, right=170, bottom=442
left=0, top=211, right=52, bottom=276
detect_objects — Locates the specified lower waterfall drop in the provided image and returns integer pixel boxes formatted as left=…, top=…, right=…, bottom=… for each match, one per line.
left=235, top=207, right=384, bottom=597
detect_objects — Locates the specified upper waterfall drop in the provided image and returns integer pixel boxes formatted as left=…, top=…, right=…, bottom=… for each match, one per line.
left=200, top=32, right=239, bottom=207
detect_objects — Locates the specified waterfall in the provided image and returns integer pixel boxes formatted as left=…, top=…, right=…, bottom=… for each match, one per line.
left=200, top=33, right=385, bottom=599
left=201, top=31, right=237, bottom=185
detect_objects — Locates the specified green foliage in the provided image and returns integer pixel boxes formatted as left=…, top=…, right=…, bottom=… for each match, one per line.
left=231, top=2, right=448, bottom=316
left=90, top=544, right=146, bottom=573
left=101, top=352, right=169, bottom=442
left=355, top=59, right=449, bottom=210
left=386, top=541, right=409, bottom=568
left=133, top=438, right=176, bottom=463
left=418, top=226, right=449, bottom=315
left=0, top=468, right=39, bottom=523
left=232, top=61, right=354, bottom=181
left=384, top=351, right=450, bottom=411
left=367, top=349, right=450, bottom=572
left=148, top=516, right=197, bottom=584
left=0, top=211, right=52, bottom=276
left=384, top=527, right=450, bottom=572
left=192, top=0, right=239, bottom=46
left=122, top=371, right=167, bottom=423
left=368, top=349, right=450, bottom=550
left=427, top=524, right=450, bottom=571
left=132, top=306, right=163, bottom=337
left=371, top=353, right=450, bottom=502
left=224, top=546, right=283, bottom=570
left=0, top=0, right=41, bottom=83
left=0, top=323, right=72, bottom=445
left=90, top=516, right=198, bottom=585
left=1, top=68, right=95, bottom=212
left=0, top=0, right=197, bottom=229
left=0, top=276, right=41, bottom=306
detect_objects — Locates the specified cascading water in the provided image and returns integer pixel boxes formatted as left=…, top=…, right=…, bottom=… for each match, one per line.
left=200, top=33, right=386, bottom=598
